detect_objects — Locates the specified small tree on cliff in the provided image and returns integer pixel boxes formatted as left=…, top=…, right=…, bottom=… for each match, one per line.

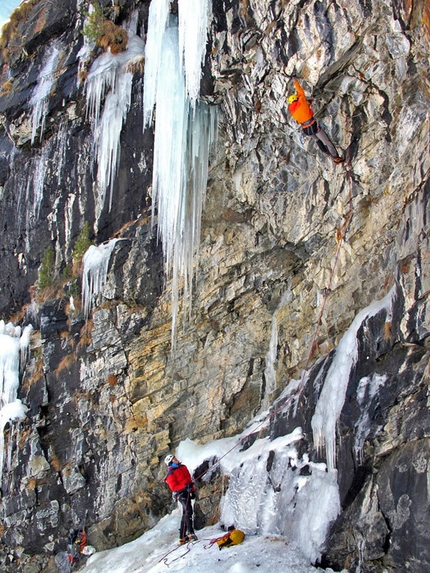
left=37, top=246, right=55, bottom=290
left=69, top=221, right=95, bottom=294
left=82, top=1, right=128, bottom=55
left=72, top=221, right=94, bottom=269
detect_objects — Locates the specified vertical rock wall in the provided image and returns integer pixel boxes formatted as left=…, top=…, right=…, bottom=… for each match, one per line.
left=0, top=0, right=429, bottom=571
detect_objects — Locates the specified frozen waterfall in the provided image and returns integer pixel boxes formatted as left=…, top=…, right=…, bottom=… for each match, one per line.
left=82, top=240, right=122, bottom=320
left=144, top=0, right=216, bottom=347
left=0, top=322, right=32, bottom=486
left=218, top=432, right=340, bottom=564
left=311, top=287, right=395, bottom=471
left=177, top=424, right=340, bottom=565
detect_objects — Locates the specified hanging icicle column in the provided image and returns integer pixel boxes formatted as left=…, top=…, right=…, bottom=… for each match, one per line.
left=84, top=12, right=145, bottom=223
left=30, top=40, right=62, bottom=145
left=143, top=0, right=217, bottom=349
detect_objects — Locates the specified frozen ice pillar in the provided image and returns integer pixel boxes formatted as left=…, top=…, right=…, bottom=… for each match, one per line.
left=178, top=0, right=212, bottom=104
left=0, top=324, right=32, bottom=486
left=144, top=2, right=216, bottom=349
left=82, top=240, right=121, bottom=320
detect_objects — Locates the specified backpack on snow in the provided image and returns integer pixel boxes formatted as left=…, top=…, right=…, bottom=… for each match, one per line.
left=216, top=528, right=245, bottom=549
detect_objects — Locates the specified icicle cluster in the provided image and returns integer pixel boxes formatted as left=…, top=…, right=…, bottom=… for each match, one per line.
left=82, top=240, right=121, bottom=320
left=85, top=19, right=145, bottom=220
left=30, top=41, right=62, bottom=144
left=143, top=0, right=216, bottom=348
left=0, top=321, right=32, bottom=486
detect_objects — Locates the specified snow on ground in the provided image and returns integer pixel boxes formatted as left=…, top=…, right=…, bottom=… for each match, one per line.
left=75, top=421, right=345, bottom=573
left=78, top=512, right=339, bottom=573
left=58, top=291, right=393, bottom=573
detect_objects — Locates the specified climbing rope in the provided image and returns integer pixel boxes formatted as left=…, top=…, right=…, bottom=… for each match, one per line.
left=159, top=535, right=201, bottom=566
left=193, top=133, right=355, bottom=484
left=158, top=125, right=355, bottom=569
left=159, top=534, right=227, bottom=565
left=294, top=142, right=354, bottom=398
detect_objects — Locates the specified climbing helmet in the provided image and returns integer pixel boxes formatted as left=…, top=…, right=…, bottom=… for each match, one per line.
left=288, top=94, right=299, bottom=104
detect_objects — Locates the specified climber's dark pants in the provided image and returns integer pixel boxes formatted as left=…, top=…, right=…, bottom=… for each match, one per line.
left=302, top=119, right=339, bottom=158
left=177, top=492, right=194, bottom=538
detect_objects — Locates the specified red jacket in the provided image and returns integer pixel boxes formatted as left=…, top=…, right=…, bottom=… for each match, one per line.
left=165, top=463, right=193, bottom=493
left=288, top=79, right=314, bottom=125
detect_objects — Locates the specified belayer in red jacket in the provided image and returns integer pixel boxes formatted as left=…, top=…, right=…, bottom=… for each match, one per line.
left=288, top=79, right=344, bottom=164
left=164, top=455, right=197, bottom=544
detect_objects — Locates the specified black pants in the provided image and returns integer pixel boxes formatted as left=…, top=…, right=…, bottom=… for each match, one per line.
left=302, top=120, right=339, bottom=158
left=177, top=492, right=194, bottom=538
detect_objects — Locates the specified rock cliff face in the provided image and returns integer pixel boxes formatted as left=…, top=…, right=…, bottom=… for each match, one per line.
left=0, top=0, right=429, bottom=572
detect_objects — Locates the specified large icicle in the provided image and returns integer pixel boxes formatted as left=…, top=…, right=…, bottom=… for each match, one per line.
left=94, top=71, right=133, bottom=209
left=0, top=323, right=31, bottom=486
left=144, top=2, right=216, bottom=348
left=143, top=0, right=171, bottom=127
left=30, top=41, right=62, bottom=144
left=85, top=29, right=145, bottom=219
left=171, top=101, right=217, bottom=336
left=311, top=287, right=395, bottom=471
left=152, top=27, right=217, bottom=343
left=262, top=290, right=292, bottom=410
left=178, top=0, right=212, bottom=104
left=82, top=240, right=121, bottom=320
left=151, top=24, right=187, bottom=270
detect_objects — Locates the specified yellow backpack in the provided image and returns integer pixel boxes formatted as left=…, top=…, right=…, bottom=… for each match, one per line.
left=216, top=529, right=245, bottom=549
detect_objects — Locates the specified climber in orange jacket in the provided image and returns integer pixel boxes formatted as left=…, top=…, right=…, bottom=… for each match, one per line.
left=288, top=79, right=344, bottom=164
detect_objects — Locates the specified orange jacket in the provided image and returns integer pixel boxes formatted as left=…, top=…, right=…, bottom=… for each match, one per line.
left=288, top=80, right=314, bottom=125
left=77, top=531, right=87, bottom=552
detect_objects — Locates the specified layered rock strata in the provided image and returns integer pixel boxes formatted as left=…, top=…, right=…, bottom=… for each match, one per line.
left=0, top=0, right=428, bottom=571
